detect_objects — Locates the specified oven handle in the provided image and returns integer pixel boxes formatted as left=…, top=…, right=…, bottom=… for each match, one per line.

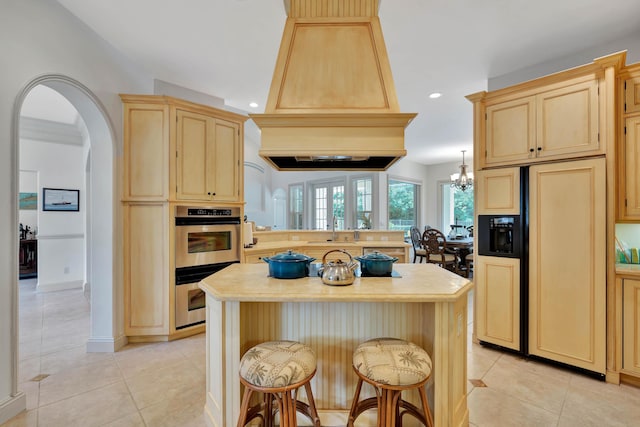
left=175, top=217, right=241, bottom=226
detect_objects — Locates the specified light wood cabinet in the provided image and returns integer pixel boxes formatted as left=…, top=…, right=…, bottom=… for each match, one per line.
left=621, top=116, right=640, bottom=219
left=485, top=96, right=535, bottom=166
left=121, top=95, right=246, bottom=340
left=363, top=246, right=407, bottom=264
left=475, top=167, right=520, bottom=215
left=483, top=76, right=601, bottom=167
left=475, top=255, right=521, bottom=351
left=623, top=278, right=640, bottom=376
left=244, top=250, right=276, bottom=264
left=625, top=76, right=640, bottom=114
left=120, top=95, right=246, bottom=203
left=122, top=101, right=170, bottom=201
left=123, top=202, right=170, bottom=336
left=618, top=72, right=640, bottom=220
left=528, top=158, right=606, bottom=373
left=176, top=110, right=241, bottom=202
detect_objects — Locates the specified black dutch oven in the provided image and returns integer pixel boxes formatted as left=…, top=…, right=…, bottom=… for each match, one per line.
left=355, top=251, right=398, bottom=276
left=263, top=250, right=316, bottom=279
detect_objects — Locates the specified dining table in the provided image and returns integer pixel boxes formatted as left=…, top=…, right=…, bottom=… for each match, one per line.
left=445, top=237, right=474, bottom=273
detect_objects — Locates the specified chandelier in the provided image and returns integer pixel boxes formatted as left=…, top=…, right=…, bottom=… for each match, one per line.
left=450, top=150, right=474, bottom=192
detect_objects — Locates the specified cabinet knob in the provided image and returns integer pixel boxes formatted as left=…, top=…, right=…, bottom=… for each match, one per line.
left=537, top=147, right=542, bottom=151
left=529, top=148, right=534, bottom=153
left=207, top=192, right=211, bottom=195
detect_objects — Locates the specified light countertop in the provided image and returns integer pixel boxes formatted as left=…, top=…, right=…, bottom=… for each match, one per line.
left=244, top=240, right=410, bottom=253
left=199, top=262, right=472, bottom=303
left=616, top=263, right=640, bottom=277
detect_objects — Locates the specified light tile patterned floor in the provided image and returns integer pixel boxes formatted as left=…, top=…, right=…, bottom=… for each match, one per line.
left=3, top=281, right=640, bottom=426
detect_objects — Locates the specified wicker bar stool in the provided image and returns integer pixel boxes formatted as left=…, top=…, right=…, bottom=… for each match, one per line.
left=347, top=338, right=434, bottom=427
left=237, top=340, right=321, bottom=427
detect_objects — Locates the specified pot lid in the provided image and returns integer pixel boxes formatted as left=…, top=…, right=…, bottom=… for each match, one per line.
left=357, top=251, right=395, bottom=261
left=269, top=250, right=313, bottom=262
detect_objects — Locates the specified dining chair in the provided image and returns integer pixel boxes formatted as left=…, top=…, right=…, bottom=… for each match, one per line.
left=421, top=228, right=458, bottom=273
left=410, top=226, right=427, bottom=263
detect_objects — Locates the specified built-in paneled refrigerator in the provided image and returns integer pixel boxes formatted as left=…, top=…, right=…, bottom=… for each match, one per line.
left=475, top=157, right=606, bottom=376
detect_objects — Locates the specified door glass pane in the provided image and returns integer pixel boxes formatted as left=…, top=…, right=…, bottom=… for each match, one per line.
left=289, top=184, right=304, bottom=230
left=314, top=187, right=327, bottom=230
left=355, top=177, right=373, bottom=229
left=332, top=184, right=344, bottom=230
left=388, top=179, right=418, bottom=238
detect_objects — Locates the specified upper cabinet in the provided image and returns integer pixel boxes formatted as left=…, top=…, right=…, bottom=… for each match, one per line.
left=619, top=71, right=640, bottom=220
left=175, top=110, right=241, bottom=202
left=121, top=95, right=247, bottom=203
left=625, top=75, right=640, bottom=114
left=483, top=76, right=601, bottom=168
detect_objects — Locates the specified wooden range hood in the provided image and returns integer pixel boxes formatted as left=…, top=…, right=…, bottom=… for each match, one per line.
left=250, top=0, right=416, bottom=171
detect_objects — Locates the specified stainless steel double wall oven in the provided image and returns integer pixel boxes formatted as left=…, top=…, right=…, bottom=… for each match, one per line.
left=174, top=206, right=240, bottom=329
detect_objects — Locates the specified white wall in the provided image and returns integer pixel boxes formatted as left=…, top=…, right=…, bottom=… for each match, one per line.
left=488, top=29, right=640, bottom=91
left=0, top=0, right=151, bottom=422
left=21, top=138, right=85, bottom=291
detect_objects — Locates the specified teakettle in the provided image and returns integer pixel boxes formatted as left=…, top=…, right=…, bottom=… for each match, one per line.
left=319, top=249, right=357, bottom=286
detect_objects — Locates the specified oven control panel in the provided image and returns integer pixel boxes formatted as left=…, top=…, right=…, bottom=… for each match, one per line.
left=176, top=206, right=240, bottom=218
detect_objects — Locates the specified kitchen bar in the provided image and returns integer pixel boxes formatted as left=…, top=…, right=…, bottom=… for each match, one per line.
left=199, top=263, right=473, bottom=427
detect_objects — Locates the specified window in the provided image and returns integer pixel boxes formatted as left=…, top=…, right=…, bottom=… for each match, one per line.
left=388, top=179, right=419, bottom=237
left=353, top=177, right=373, bottom=229
left=440, top=182, right=474, bottom=236
left=312, top=180, right=345, bottom=230
left=288, top=183, right=304, bottom=230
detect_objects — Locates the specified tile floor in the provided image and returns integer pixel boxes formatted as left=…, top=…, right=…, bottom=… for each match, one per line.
left=3, top=280, right=640, bottom=426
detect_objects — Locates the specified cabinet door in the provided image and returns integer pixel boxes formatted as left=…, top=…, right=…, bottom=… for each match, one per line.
left=485, top=96, right=535, bottom=166
left=623, top=279, right=640, bottom=375
left=122, top=102, right=169, bottom=201
left=244, top=250, right=275, bottom=264
left=211, top=118, right=240, bottom=202
left=528, top=158, right=606, bottom=373
left=176, top=109, right=213, bottom=201
left=622, top=116, right=640, bottom=219
left=536, top=79, right=600, bottom=158
left=475, top=255, right=520, bottom=351
left=124, top=203, right=169, bottom=336
left=475, top=167, right=520, bottom=215
left=625, top=76, right=640, bottom=114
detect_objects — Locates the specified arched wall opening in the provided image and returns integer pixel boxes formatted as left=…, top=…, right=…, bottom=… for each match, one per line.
left=11, top=76, right=122, bottom=407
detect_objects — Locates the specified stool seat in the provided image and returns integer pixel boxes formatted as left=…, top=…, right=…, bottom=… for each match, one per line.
left=239, top=340, right=317, bottom=388
left=353, top=337, right=432, bottom=386
left=237, top=340, right=320, bottom=427
left=348, top=338, right=434, bottom=427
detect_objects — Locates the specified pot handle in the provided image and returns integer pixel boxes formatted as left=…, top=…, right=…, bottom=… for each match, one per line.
left=262, top=257, right=270, bottom=263
left=322, top=249, right=353, bottom=265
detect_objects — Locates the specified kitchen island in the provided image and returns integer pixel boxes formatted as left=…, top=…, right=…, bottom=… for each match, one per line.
left=199, top=263, right=472, bottom=427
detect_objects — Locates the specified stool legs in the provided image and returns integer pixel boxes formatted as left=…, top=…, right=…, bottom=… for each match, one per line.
left=237, top=377, right=320, bottom=427
left=348, top=374, right=434, bottom=427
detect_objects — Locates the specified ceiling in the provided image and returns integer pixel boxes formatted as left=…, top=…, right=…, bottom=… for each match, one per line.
left=51, top=0, right=640, bottom=165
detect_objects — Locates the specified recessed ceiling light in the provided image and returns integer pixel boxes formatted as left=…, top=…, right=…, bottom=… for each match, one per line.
left=249, top=102, right=259, bottom=108
left=429, top=92, right=442, bottom=99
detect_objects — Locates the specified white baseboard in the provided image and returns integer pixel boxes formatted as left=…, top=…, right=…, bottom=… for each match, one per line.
left=36, top=279, right=83, bottom=293
left=0, top=392, right=26, bottom=425
left=86, top=334, right=128, bottom=353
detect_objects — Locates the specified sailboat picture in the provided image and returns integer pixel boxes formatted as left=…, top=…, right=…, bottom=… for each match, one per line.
left=42, top=188, right=80, bottom=211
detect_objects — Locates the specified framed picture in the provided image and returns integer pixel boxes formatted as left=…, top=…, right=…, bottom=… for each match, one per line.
left=42, top=188, right=80, bottom=212
left=19, top=192, right=37, bottom=210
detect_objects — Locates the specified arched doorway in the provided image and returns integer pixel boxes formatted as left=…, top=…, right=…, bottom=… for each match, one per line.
left=12, top=75, right=120, bottom=364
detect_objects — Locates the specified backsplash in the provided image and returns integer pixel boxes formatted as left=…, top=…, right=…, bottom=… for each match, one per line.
left=616, top=223, right=640, bottom=247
